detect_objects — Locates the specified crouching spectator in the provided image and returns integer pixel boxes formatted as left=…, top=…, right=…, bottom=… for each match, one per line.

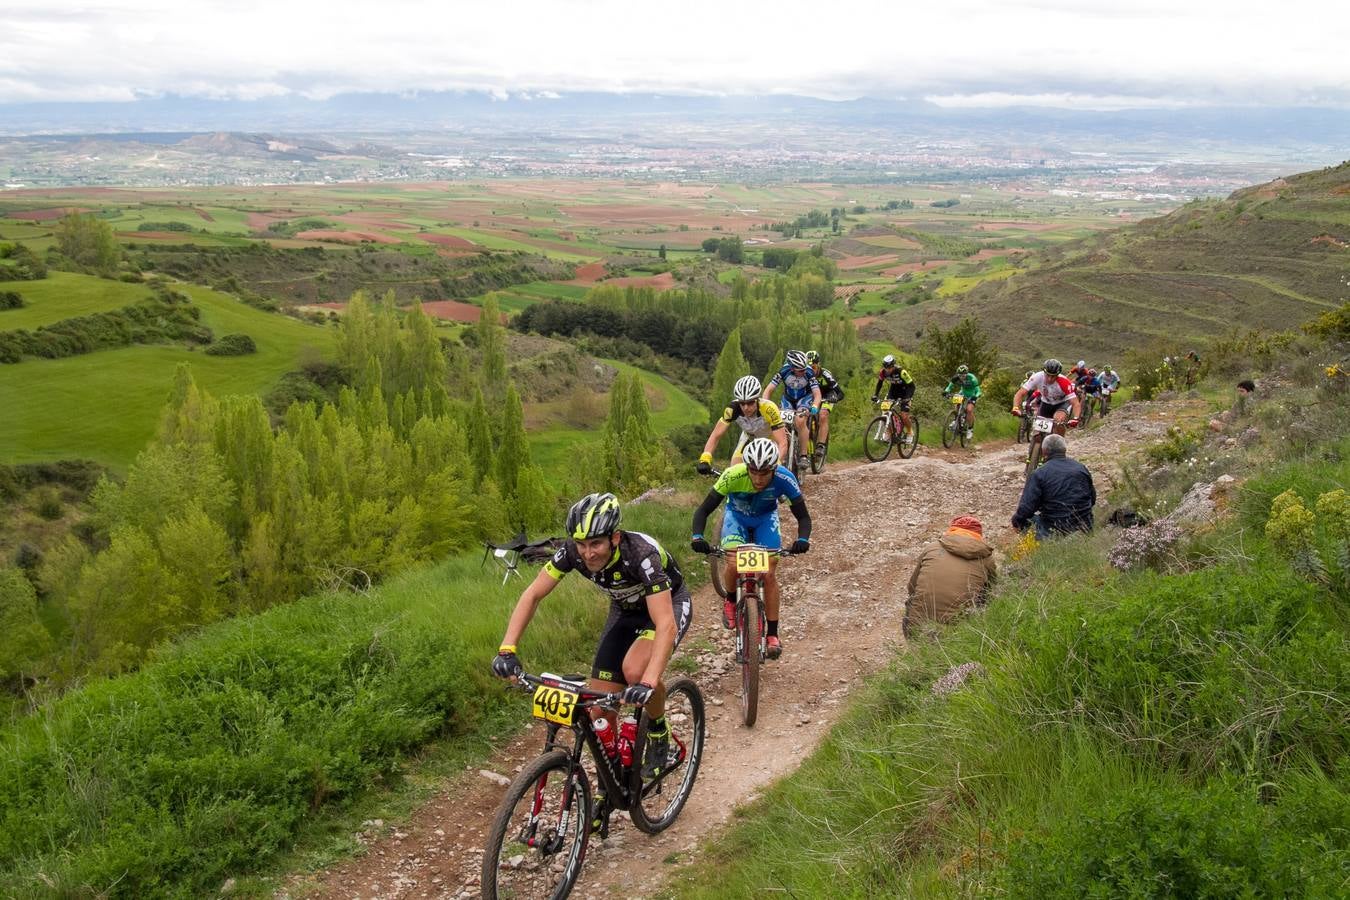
left=1012, top=434, right=1096, bottom=539
left=904, top=516, right=997, bottom=638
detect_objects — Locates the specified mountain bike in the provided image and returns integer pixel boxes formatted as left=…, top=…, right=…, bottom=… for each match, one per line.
left=1079, top=391, right=1096, bottom=428
left=862, top=398, right=918, bottom=462
left=1100, top=385, right=1114, bottom=417
left=807, top=409, right=827, bottom=474
left=705, top=544, right=791, bottom=727
left=482, top=671, right=706, bottom=900
left=780, top=406, right=806, bottom=483
left=942, top=394, right=971, bottom=448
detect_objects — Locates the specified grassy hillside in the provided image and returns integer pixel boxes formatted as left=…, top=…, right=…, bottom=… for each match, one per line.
left=871, top=160, right=1350, bottom=361
left=0, top=276, right=334, bottom=469
left=0, top=272, right=156, bottom=330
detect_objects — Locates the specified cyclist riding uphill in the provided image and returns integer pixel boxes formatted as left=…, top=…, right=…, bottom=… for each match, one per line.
left=872, top=354, right=917, bottom=434
left=698, top=375, right=788, bottom=474
left=690, top=437, right=811, bottom=661
left=943, top=364, right=982, bottom=441
left=805, top=350, right=844, bottom=464
left=493, top=492, right=692, bottom=779
left=1012, top=359, right=1082, bottom=435
left=762, top=350, right=822, bottom=474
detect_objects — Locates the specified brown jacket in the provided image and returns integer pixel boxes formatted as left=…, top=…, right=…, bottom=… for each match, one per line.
left=904, top=532, right=997, bottom=634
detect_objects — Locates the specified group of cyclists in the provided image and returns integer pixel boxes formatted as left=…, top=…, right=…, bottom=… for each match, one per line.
left=489, top=348, right=1121, bottom=792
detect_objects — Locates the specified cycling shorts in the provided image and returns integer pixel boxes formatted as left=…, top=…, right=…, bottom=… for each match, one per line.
left=719, top=506, right=783, bottom=550
left=781, top=396, right=814, bottom=414
left=1037, top=398, right=1073, bottom=419
left=591, top=587, right=692, bottom=682
left=883, top=382, right=916, bottom=402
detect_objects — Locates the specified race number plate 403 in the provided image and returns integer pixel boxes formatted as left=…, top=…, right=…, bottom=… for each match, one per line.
left=1033, top=417, right=1055, bottom=434
left=736, top=547, right=771, bottom=573
left=532, top=685, right=580, bottom=725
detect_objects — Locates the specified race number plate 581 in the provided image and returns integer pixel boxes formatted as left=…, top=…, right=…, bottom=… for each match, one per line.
left=532, top=685, right=579, bottom=725
left=737, top=547, right=771, bottom=573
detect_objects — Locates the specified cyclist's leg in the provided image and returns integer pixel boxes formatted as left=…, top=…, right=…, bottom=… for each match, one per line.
left=754, top=514, right=784, bottom=623
left=816, top=403, right=831, bottom=446
left=620, top=590, right=692, bottom=721
left=965, top=397, right=976, bottom=429
left=793, top=400, right=811, bottom=456
left=730, top=430, right=750, bottom=465
left=589, top=609, right=637, bottom=730
left=720, top=509, right=749, bottom=626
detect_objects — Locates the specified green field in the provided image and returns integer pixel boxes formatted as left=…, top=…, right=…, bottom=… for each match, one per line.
left=0, top=279, right=334, bottom=468
left=0, top=272, right=157, bottom=329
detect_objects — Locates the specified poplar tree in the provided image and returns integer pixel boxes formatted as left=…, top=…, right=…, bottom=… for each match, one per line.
left=478, top=294, right=507, bottom=400
left=467, top=387, right=494, bottom=487
left=709, top=328, right=749, bottom=421
left=496, top=383, right=530, bottom=500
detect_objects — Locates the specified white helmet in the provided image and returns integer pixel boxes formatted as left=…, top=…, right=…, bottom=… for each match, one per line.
left=1077, top=360, right=1087, bottom=369
left=742, top=438, right=780, bottom=471
left=882, top=354, right=897, bottom=367
left=733, top=375, right=761, bottom=401
left=784, top=350, right=808, bottom=370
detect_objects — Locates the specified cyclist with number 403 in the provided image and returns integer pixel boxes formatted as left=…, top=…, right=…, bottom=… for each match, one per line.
left=689, top=438, right=811, bottom=661
left=492, top=493, right=692, bottom=780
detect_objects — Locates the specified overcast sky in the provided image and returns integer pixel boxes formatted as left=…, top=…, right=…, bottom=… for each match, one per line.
left=3, top=0, right=1349, bottom=109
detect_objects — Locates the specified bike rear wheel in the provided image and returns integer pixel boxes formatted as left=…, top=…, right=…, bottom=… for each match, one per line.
left=896, top=414, right=919, bottom=459
left=862, top=415, right=893, bottom=462
left=630, top=677, right=706, bottom=834
left=482, top=750, right=590, bottom=900
left=1080, top=397, right=1094, bottom=427
left=739, top=587, right=762, bottom=728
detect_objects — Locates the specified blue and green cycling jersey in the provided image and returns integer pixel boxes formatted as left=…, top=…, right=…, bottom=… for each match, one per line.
left=713, top=463, right=803, bottom=518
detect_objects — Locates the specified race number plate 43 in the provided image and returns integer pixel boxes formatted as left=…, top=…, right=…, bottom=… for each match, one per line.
left=532, top=685, right=580, bottom=725
left=737, top=547, right=771, bottom=573
left=1033, top=417, right=1055, bottom=434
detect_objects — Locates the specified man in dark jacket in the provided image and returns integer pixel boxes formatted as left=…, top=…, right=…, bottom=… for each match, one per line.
left=1012, top=434, right=1095, bottom=539
left=904, top=515, right=997, bottom=638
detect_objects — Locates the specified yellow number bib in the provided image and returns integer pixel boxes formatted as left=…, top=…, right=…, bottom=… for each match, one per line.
left=737, top=547, right=771, bottom=573
left=879, top=400, right=894, bottom=411
left=951, top=395, right=964, bottom=405
left=531, top=685, right=579, bottom=725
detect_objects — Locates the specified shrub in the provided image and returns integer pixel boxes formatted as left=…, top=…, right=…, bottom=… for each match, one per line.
left=1107, top=518, right=1184, bottom=571
left=0, top=291, right=23, bottom=310
left=204, top=333, right=257, bottom=356
left=1006, top=781, right=1347, bottom=898
left=1145, top=425, right=1203, bottom=465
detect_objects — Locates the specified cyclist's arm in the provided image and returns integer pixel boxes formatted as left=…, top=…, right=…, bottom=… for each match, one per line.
left=639, top=589, right=677, bottom=687
left=1012, top=386, right=1028, bottom=410
left=499, top=568, right=562, bottom=649
left=773, top=428, right=789, bottom=460
left=874, top=377, right=885, bottom=396
left=787, top=497, right=812, bottom=541
left=701, top=418, right=730, bottom=458
left=943, top=379, right=957, bottom=394
left=691, top=488, right=726, bottom=537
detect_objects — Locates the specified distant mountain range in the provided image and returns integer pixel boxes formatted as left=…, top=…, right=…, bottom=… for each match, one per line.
left=2, top=91, right=1348, bottom=158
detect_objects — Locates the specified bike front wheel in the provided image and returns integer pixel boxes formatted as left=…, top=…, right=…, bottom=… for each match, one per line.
left=942, top=410, right=958, bottom=448
left=739, top=589, right=762, bottom=728
left=482, top=750, right=591, bottom=900
left=1025, top=435, right=1043, bottom=479
left=706, top=509, right=727, bottom=599
left=863, top=415, right=893, bottom=462
left=630, top=677, right=706, bottom=834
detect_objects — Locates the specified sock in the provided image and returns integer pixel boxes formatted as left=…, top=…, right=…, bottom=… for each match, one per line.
left=766, top=620, right=779, bottom=637
left=647, top=716, right=669, bottom=737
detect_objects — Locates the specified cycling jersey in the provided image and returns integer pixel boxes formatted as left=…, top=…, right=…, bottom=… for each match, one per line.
left=944, top=373, right=982, bottom=400
left=1078, top=374, right=1102, bottom=395
left=719, top=399, right=784, bottom=439
left=876, top=365, right=914, bottom=387
left=713, top=463, right=803, bottom=518
left=812, top=367, right=844, bottom=404
left=1022, top=372, right=1077, bottom=405
left=545, top=530, right=685, bottom=614
left=1100, top=373, right=1120, bottom=391
left=766, top=364, right=820, bottom=405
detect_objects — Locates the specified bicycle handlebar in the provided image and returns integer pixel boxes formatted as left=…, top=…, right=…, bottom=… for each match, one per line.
left=703, top=546, right=793, bottom=560
left=512, top=671, right=628, bottom=708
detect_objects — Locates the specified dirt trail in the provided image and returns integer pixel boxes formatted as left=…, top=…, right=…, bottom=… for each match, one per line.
left=292, top=406, right=1177, bottom=899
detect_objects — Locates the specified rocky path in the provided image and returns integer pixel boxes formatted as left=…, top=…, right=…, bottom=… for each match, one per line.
left=286, top=406, right=1176, bottom=899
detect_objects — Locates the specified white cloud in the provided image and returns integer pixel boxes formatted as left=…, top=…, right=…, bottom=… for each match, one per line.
left=1, top=0, right=1348, bottom=107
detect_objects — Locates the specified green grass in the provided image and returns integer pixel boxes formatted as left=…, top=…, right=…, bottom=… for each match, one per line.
left=0, top=272, right=156, bottom=330
left=0, top=279, right=334, bottom=469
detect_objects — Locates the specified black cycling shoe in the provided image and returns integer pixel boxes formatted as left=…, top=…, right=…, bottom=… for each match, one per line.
left=641, top=730, right=671, bottom=780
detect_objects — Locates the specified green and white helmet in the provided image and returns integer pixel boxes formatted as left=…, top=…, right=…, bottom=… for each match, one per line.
left=566, top=492, right=621, bottom=540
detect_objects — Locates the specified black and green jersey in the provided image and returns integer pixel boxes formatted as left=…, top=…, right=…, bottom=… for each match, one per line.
left=544, top=531, right=684, bottom=613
